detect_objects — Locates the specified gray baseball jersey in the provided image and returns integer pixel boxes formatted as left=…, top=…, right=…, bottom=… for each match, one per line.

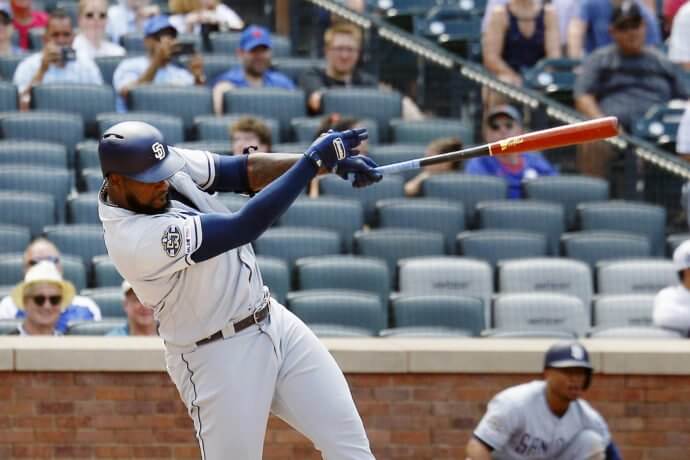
left=98, top=147, right=264, bottom=346
left=474, top=380, right=610, bottom=459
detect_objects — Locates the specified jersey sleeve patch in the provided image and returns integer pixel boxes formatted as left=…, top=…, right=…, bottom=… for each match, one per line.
left=161, top=224, right=183, bottom=257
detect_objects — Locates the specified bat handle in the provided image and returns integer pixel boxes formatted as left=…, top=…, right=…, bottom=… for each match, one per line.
left=374, top=159, right=422, bottom=175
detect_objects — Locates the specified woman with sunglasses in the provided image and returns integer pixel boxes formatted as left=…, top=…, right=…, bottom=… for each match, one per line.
left=73, top=0, right=125, bottom=58
left=7, top=261, right=76, bottom=336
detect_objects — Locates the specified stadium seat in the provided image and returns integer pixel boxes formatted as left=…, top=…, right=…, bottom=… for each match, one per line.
left=524, top=175, right=609, bottom=229
left=633, top=100, right=686, bottom=150
left=28, top=28, right=44, bottom=50
left=321, top=88, right=402, bottom=142
left=278, top=197, right=364, bottom=252
left=272, top=57, right=324, bottom=83
left=576, top=201, right=666, bottom=256
left=81, top=168, right=104, bottom=192
left=0, top=319, right=22, bottom=335
left=286, top=290, right=385, bottom=335
left=120, top=32, right=145, bottom=53
left=667, top=233, right=690, bottom=255
left=377, top=198, right=465, bottom=253
left=0, top=166, right=71, bottom=223
left=43, top=224, right=107, bottom=268
left=523, top=58, right=581, bottom=106
left=295, top=255, right=390, bottom=304
left=223, top=88, right=306, bottom=140
left=0, top=55, right=23, bottom=81
left=0, top=111, right=84, bottom=168
left=456, top=230, right=548, bottom=268
left=318, top=175, right=405, bottom=226
left=67, top=193, right=99, bottom=224
left=309, top=324, right=374, bottom=337
left=209, top=32, right=291, bottom=57
left=75, top=140, right=101, bottom=174
left=0, top=81, right=17, bottom=111
left=256, top=256, right=290, bottom=305
left=379, top=326, right=473, bottom=337
left=215, top=193, right=249, bottom=212
left=368, top=144, right=427, bottom=181
left=80, top=287, right=124, bottom=318
left=417, top=15, right=481, bottom=59
left=492, top=292, right=588, bottom=336
left=498, top=257, right=593, bottom=309
left=254, top=227, right=341, bottom=268
left=391, top=294, right=485, bottom=336
left=592, top=294, right=654, bottom=328
left=31, top=83, right=116, bottom=136
left=389, top=118, right=473, bottom=145
left=0, top=140, right=68, bottom=169
left=94, top=55, right=126, bottom=86
left=588, top=326, right=684, bottom=339
left=477, top=200, right=565, bottom=255
left=173, top=141, right=232, bottom=156
left=0, top=192, right=56, bottom=237
left=354, top=229, right=445, bottom=286
left=97, top=112, right=185, bottom=145
left=92, top=255, right=123, bottom=288
left=194, top=114, right=280, bottom=144
left=0, top=253, right=87, bottom=292
left=199, top=53, right=239, bottom=82
left=272, top=142, right=310, bottom=153
left=291, top=116, right=379, bottom=145
left=422, top=173, right=507, bottom=227
left=596, top=259, right=676, bottom=295
left=0, top=225, right=31, bottom=254
left=561, top=231, right=651, bottom=269
left=56, top=0, right=79, bottom=26
left=66, top=318, right=127, bottom=335
left=128, top=86, right=213, bottom=138
left=481, top=329, right=578, bottom=339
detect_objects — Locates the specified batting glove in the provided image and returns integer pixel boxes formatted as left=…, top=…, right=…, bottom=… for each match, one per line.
left=304, top=128, right=368, bottom=171
left=334, top=155, right=383, bottom=188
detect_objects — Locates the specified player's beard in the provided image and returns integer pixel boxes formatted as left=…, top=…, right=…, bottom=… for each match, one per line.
left=125, top=189, right=171, bottom=215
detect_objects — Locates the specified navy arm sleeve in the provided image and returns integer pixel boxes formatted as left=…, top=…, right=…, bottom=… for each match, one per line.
left=207, top=153, right=251, bottom=194
left=605, top=441, right=621, bottom=460
left=191, top=156, right=317, bottom=263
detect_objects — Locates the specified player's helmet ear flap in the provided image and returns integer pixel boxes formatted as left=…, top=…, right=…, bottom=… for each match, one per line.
left=543, top=341, right=593, bottom=390
left=98, top=121, right=185, bottom=183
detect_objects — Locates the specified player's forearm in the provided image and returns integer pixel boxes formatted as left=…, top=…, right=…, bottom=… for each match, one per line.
left=246, top=152, right=328, bottom=192
left=465, top=438, right=493, bottom=460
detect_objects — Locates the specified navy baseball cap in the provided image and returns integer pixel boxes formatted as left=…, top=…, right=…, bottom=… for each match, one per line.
left=544, top=341, right=592, bottom=370
left=239, top=25, right=272, bottom=51
left=486, top=104, right=523, bottom=125
left=611, top=0, right=643, bottom=27
left=144, top=15, right=178, bottom=38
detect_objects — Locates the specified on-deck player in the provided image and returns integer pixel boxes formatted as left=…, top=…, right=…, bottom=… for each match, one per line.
left=465, top=341, right=622, bottom=460
left=97, top=120, right=381, bottom=459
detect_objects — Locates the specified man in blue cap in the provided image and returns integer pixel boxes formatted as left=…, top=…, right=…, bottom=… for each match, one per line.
left=113, top=14, right=206, bottom=111
left=211, top=24, right=295, bottom=114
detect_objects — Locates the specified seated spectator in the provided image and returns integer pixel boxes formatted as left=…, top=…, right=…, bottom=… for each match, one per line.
left=298, top=22, right=424, bottom=120
left=106, top=280, right=157, bottom=336
left=230, top=115, right=272, bottom=155
left=113, top=15, right=206, bottom=112
left=7, top=261, right=75, bottom=336
left=10, top=0, right=47, bottom=50
left=0, top=7, right=22, bottom=56
left=482, top=0, right=561, bottom=87
left=13, top=8, right=103, bottom=110
left=465, top=104, right=556, bottom=198
left=106, top=0, right=160, bottom=46
left=567, top=0, right=661, bottom=58
left=169, top=0, right=243, bottom=35
left=314, top=113, right=369, bottom=155
left=573, top=1, right=688, bottom=177
left=73, top=0, right=125, bottom=58
left=0, top=238, right=102, bottom=333
left=211, top=25, right=295, bottom=115
left=653, top=240, right=690, bottom=336
left=668, top=1, right=690, bottom=71
left=404, top=137, right=463, bottom=197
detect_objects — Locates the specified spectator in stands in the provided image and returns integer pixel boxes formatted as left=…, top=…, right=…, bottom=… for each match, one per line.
left=482, top=0, right=561, bottom=87
left=13, top=8, right=103, bottom=110
left=314, top=113, right=369, bottom=155
left=211, top=25, right=295, bottom=115
left=106, top=0, right=160, bottom=46
left=298, top=22, right=424, bottom=120
left=677, top=102, right=690, bottom=225
left=0, top=238, right=102, bottom=333
left=229, top=115, right=272, bottom=155
left=113, top=15, right=206, bottom=112
left=106, top=280, right=157, bottom=336
left=404, top=137, right=463, bottom=197
left=10, top=0, right=47, bottom=50
left=169, top=0, right=243, bottom=35
left=567, top=0, right=661, bottom=58
left=653, top=240, right=690, bottom=336
left=668, top=1, right=690, bottom=71
left=573, top=1, right=688, bottom=177
left=73, top=0, right=125, bottom=58
left=0, top=8, right=22, bottom=56
left=6, top=261, right=75, bottom=336
left=465, top=104, right=556, bottom=198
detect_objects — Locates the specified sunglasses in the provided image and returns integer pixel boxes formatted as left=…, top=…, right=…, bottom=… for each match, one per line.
left=84, top=11, right=107, bottom=19
left=27, top=295, right=62, bottom=307
left=489, top=120, right=514, bottom=131
left=28, top=256, right=60, bottom=266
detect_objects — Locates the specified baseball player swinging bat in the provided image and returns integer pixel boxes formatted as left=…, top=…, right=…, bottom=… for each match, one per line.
left=374, top=116, right=619, bottom=175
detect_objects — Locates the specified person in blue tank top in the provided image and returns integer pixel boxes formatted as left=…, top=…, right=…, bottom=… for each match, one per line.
left=465, top=105, right=557, bottom=199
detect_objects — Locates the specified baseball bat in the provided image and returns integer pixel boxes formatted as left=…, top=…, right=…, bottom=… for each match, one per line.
left=374, top=116, right=619, bottom=175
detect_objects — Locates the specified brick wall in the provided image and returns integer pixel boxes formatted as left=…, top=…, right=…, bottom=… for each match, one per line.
left=1, top=371, right=689, bottom=459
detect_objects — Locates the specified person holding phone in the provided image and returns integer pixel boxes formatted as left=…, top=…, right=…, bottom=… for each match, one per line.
left=13, top=7, right=103, bottom=110
left=112, top=14, right=206, bottom=112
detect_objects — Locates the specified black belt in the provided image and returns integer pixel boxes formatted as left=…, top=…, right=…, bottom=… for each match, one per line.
left=195, top=302, right=270, bottom=347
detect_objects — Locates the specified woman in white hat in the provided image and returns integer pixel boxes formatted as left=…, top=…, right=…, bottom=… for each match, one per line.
left=9, top=261, right=75, bottom=335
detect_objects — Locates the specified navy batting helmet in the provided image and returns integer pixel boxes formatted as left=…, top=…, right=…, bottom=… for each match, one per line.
left=98, top=121, right=185, bottom=183
left=544, top=341, right=593, bottom=389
